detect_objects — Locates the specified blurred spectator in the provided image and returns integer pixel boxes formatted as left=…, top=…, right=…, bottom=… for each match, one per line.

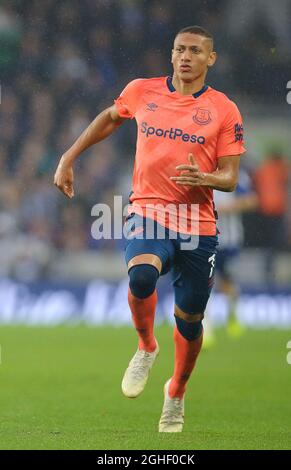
left=226, top=0, right=291, bottom=58
left=0, top=3, right=22, bottom=76
left=254, top=150, right=290, bottom=283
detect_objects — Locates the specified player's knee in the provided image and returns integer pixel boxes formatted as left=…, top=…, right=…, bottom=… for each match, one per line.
left=175, top=315, right=203, bottom=341
left=129, top=264, right=159, bottom=299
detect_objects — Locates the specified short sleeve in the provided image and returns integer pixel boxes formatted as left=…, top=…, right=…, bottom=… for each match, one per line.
left=114, top=79, right=143, bottom=119
left=216, top=100, right=246, bottom=158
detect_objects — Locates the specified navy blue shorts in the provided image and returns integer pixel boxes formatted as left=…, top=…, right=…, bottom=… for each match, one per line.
left=124, top=213, right=219, bottom=315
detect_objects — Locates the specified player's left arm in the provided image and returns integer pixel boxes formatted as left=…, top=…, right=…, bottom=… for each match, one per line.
left=170, top=153, right=242, bottom=192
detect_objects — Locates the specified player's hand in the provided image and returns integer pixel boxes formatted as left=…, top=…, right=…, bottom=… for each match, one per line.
left=170, top=153, right=206, bottom=187
left=54, top=158, right=75, bottom=198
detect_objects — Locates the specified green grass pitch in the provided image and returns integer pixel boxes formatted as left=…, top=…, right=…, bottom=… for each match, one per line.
left=0, top=325, right=290, bottom=450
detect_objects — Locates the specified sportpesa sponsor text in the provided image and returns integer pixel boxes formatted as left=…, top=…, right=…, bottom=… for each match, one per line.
left=141, top=121, right=206, bottom=144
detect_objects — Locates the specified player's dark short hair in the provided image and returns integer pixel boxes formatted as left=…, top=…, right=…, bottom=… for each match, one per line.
left=175, top=25, right=214, bottom=47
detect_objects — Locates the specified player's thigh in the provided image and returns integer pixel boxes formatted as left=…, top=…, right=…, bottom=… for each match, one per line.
left=124, top=213, right=174, bottom=275
left=171, top=237, right=218, bottom=314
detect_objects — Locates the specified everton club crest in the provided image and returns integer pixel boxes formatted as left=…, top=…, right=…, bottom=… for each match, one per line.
left=193, top=108, right=212, bottom=125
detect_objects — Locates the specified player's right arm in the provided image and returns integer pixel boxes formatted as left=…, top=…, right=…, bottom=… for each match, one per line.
left=54, top=104, right=125, bottom=198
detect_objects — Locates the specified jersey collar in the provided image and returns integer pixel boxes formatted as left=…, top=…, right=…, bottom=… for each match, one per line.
left=166, top=76, right=208, bottom=98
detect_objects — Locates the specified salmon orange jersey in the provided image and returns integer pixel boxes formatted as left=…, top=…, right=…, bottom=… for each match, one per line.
left=114, top=76, right=246, bottom=235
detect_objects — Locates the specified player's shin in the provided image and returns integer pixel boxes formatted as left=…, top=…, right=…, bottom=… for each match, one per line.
left=169, top=321, right=203, bottom=399
left=128, top=287, right=158, bottom=352
left=127, top=264, right=159, bottom=352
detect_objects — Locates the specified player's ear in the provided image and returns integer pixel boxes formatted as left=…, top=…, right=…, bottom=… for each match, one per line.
left=207, top=51, right=217, bottom=67
left=171, top=49, right=174, bottom=63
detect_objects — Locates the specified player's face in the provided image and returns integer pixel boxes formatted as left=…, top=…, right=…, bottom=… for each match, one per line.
left=171, top=33, right=216, bottom=81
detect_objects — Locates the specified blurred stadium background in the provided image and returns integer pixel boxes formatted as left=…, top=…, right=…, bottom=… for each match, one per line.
left=1, top=0, right=291, bottom=451
left=0, top=0, right=290, bottom=327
